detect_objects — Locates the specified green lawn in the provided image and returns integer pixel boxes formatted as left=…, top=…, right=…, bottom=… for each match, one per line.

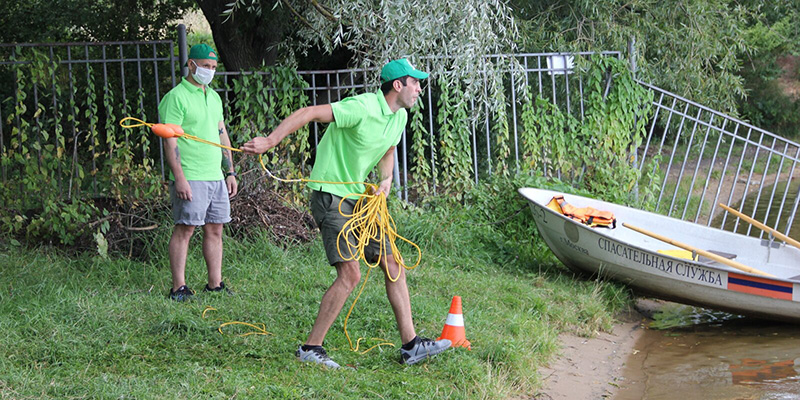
left=0, top=192, right=630, bottom=399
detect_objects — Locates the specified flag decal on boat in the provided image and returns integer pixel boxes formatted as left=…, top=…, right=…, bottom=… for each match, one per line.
left=728, top=273, right=793, bottom=300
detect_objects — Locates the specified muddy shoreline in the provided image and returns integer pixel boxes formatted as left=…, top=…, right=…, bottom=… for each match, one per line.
left=533, top=299, right=662, bottom=399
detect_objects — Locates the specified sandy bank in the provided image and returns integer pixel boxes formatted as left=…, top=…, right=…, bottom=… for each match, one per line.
left=532, top=300, right=661, bottom=399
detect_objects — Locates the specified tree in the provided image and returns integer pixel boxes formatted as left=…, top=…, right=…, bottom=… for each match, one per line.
left=510, top=0, right=800, bottom=121
left=195, top=0, right=297, bottom=71
left=0, top=0, right=193, bottom=43
left=735, top=0, right=800, bottom=137
left=511, top=0, right=752, bottom=113
left=213, top=0, right=518, bottom=75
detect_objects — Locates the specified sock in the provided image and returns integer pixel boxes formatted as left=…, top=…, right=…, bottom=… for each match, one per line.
left=401, top=336, right=420, bottom=350
left=301, top=344, right=324, bottom=352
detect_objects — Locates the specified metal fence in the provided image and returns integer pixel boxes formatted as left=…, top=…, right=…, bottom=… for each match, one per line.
left=1, top=28, right=797, bottom=239
left=213, top=51, right=621, bottom=200
left=0, top=30, right=619, bottom=202
left=636, top=82, right=800, bottom=239
left=0, top=39, right=178, bottom=199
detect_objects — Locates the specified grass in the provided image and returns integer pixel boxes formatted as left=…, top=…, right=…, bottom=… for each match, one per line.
left=0, top=187, right=631, bottom=399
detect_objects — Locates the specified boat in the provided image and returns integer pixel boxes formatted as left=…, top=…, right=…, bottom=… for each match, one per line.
left=518, top=187, right=800, bottom=322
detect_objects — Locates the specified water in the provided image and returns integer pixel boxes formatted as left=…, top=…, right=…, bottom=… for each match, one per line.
left=617, top=312, right=800, bottom=400
left=612, top=180, right=800, bottom=399
left=713, top=180, right=800, bottom=242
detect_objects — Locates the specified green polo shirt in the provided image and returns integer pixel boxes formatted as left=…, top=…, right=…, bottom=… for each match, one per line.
left=308, top=91, right=406, bottom=197
left=158, top=78, right=224, bottom=181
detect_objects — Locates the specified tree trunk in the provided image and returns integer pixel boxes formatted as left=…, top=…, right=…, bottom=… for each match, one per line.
left=195, top=0, right=286, bottom=71
left=194, top=0, right=356, bottom=71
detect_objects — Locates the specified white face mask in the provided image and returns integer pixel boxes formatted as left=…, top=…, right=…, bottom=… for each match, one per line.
left=191, top=60, right=215, bottom=85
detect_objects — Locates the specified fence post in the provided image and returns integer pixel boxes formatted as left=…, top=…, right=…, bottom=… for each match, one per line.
left=393, top=147, right=402, bottom=200
left=628, top=37, right=639, bottom=200
left=628, top=37, right=637, bottom=79
left=786, top=183, right=800, bottom=237
left=0, top=96, right=4, bottom=182
left=178, top=24, right=187, bottom=77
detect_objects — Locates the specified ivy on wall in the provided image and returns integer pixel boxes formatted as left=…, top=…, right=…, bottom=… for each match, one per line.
left=1, top=49, right=655, bottom=247
left=407, top=55, right=654, bottom=204
left=409, top=99, right=432, bottom=198
left=227, top=67, right=309, bottom=203
left=490, top=71, right=512, bottom=178
left=435, top=75, right=473, bottom=199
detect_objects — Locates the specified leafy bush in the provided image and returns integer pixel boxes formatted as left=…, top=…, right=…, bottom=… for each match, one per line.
left=0, top=47, right=166, bottom=249
left=516, top=56, right=654, bottom=204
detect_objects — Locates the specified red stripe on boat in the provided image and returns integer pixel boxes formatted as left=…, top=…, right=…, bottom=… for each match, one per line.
left=728, top=272, right=793, bottom=300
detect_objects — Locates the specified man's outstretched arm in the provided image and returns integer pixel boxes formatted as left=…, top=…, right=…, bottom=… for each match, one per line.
left=241, top=104, right=333, bottom=154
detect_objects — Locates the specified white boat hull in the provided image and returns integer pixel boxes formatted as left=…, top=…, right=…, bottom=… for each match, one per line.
left=518, top=188, right=800, bottom=322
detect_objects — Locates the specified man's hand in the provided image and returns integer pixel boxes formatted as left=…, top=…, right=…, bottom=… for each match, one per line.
left=175, top=178, right=192, bottom=201
left=241, top=136, right=275, bottom=154
left=374, top=178, right=392, bottom=197
left=375, top=146, right=395, bottom=198
left=226, top=175, right=238, bottom=198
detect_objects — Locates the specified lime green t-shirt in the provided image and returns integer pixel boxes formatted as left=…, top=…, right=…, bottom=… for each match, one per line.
left=307, top=91, right=407, bottom=197
left=158, top=78, right=224, bottom=181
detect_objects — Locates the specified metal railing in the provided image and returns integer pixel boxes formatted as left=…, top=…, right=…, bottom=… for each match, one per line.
left=0, top=27, right=618, bottom=203
left=0, top=40, right=177, bottom=198
left=212, top=52, right=620, bottom=201
left=1, top=27, right=796, bottom=239
left=636, top=81, right=800, bottom=239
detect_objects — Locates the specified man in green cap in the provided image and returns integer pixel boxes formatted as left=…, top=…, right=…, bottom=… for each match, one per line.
left=242, top=58, right=451, bottom=368
left=158, top=43, right=238, bottom=301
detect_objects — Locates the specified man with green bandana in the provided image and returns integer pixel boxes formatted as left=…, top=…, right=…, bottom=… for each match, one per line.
left=159, top=43, right=238, bottom=302
left=242, top=58, right=451, bottom=368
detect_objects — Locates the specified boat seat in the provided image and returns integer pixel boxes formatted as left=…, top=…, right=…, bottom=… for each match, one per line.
left=657, top=249, right=737, bottom=263
left=698, top=250, right=737, bottom=263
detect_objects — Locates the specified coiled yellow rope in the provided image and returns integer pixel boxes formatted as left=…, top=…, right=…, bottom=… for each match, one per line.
left=121, top=117, right=421, bottom=353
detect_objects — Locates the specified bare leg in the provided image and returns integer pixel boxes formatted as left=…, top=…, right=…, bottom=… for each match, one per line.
left=202, top=223, right=224, bottom=288
left=383, top=257, right=416, bottom=344
left=169, top=224, right=196, bottom=291
left=306, top=261, right=361, bottom=346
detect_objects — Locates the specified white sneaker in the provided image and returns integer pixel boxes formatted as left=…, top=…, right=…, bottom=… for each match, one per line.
left=400, top=337, right=451, bottom=365
left=296, top=345, right=341, bottom=369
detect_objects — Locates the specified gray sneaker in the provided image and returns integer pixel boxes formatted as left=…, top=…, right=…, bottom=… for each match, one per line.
left=400, top=337, right=452, bottom=365
left=296, top=346, right=341, bottom=369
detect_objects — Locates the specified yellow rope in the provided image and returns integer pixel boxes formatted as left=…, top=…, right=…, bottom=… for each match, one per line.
left=123, top=117, right=420, bottom=353
left=342, top=267, right=395, bottom=353
left=218, top=322, right=272, bottom=337
left=120, top=116, right=242, bottom=153
left=119, top=117, right=150, bottom=129
left=202, top=306, right=273, bottom=337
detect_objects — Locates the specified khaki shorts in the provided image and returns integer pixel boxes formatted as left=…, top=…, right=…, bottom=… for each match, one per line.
left=310, top=190, right=391, bottom=266
left=169, top=180, right=231, bottom=226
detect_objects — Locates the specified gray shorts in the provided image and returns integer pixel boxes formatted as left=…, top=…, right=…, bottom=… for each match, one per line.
left=169, top=180, right=231, bottom=226
left=310, top=190, right=391, bottom=266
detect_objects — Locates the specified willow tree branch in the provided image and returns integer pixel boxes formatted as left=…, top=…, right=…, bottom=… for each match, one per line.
left=281, top=0, right=315, bottom=31
left=310, top=0, right=338, bottom=22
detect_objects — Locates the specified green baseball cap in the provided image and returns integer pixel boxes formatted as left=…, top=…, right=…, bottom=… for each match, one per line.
left=188, top=44, right=218, bottom=61
left=380, top=59, right=428, bottom=83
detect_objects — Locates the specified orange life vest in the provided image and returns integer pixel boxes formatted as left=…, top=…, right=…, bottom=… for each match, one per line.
left=546, top=195, right=616, bottom=228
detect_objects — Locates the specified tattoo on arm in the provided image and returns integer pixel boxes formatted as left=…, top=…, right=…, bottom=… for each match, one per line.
left=222, top=149, right=232, bottom=171
left=174, top=147, right=181, bottom=163
left=218, top=125, right=233, bottom=171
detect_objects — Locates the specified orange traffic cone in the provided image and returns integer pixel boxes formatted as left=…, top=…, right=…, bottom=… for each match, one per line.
left=438, top=295, right=471, bottom=350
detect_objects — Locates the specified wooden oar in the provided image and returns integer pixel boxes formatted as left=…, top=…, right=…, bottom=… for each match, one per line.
left=718, top=203, right=800, bottom=252
left=622, top=223, right=776, bottom=278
